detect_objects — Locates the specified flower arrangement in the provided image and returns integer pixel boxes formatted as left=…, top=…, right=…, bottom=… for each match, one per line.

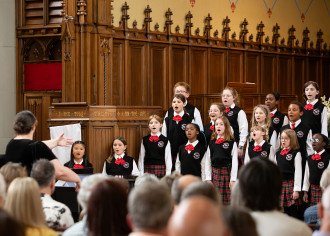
left=321, top=95, right=330, bottom=133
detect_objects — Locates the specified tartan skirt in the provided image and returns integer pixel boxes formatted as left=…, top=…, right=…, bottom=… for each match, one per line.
left=212, top=167, right=231, bottom=205
left=310, top=184, right=322, bottom=206
left=144, top=164, right=166, bottom=178
left=280, top=179, right=301, bottom=207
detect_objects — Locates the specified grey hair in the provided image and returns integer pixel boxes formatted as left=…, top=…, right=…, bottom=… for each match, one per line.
left=181, top=181, right=221, bottom=204
left=320, top=169, right=330, bottom=191
left=128, top=182, right=173, bottom=230
left=77, top=174, right=109, bottom=211
left=134, top=173, right=159, bottom=187
left=30, top=159, right=55, bottom=188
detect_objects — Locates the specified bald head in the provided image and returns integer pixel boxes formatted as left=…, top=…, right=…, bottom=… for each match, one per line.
left=171, top=175, right=201, bottom=204
left=168, top=196, right=227, bottom=236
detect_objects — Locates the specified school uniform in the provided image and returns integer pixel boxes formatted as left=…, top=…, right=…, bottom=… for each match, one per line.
left=204, top=120, right=215, bottom=145
left=102, top=154, right=140, bottom=177
left=223, top=104, right=248, bottom=148
left=162, top=110, right=194, bottom=169
left=138, top=133, right=172, bottom=178
left=303, top=150, right=330, bottom=205
left=244, top=140, right=275, bottom=164
left=165, top=102, right=204, bottom=131
left=205, top=137, right=238, bottom=205
left=270, top=109, right=289, bottom=135
left=302, top=99, right=328, bottom=136
left=280, top=120, right=313, bottom=175
left=175, top=140, right=207, bottom=178
left=64, top=158, right=93, bottom=169
left=275, top=149, right=302, bottom=208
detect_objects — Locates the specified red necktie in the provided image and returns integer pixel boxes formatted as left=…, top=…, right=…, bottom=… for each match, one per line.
left=173, top=115, right=182, bottom=122
left=73, top=164, right=84, bottom=169
left=280, top=148, right=289, bottom=155
left=270, top=113, right=275, bottom=118
left=149, top=135, right=159, bottom=142
left=312, top=153, right=321, bottom=161
left=225, top=107, right=230, bottom=113
left=185, top=144, right=194, bottom=151
left=291, top=122, right=295, bottom=129
left=304, top=104, right=314, bottom=111
left=115, top=158, right=126, bottom=165
left=253, top=145, right=262, bottom=152
left=210, top=125, right=215, bottom=131
left=215, top=138, right=225, bottom=144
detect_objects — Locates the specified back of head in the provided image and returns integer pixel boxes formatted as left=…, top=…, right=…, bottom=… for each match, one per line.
left=77, top=173, right=108, bottom=211
left=181, top=181, right=221, bottom=204
left=87, top=178, right=130, bottom=236
left=0, top=208, right=25, bottom=236
left=128, top=182, right=173, bottom=231
left=0, top=174, right=6, bottom=207
left=160, top=171, right=181, bottom=191
left=171, top=175, right=201, bottom=204
left=30, top=159, right=55, bottom=188
left=239, top=158, right=282, bottom=211
left=0, top=162, right=27, bottom=189
left=222, top=206, right=258, bottom=236
left=4, top=177, right=45, bottom=228
left=168, top=196, right=227, bottom=236
left=134, top=173, right=159, bottom=187
left=13, top=110, right=37, bottom=134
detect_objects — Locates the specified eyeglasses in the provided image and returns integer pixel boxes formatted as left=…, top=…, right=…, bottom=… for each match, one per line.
left=221, top=94, right=233, bottom=98
left=280, top=137, right=290, bottom=141
left=209, top=109, right=220, bottom=113
left=311, top=138, right=320, bottom=143
left=175, top=90, right=187, bottom=94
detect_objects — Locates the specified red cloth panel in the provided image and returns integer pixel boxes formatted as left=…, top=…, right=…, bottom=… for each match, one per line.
left=24, top=63, right=62, bottom=90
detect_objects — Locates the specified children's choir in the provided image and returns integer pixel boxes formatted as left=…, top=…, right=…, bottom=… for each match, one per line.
left=73, top=80, right=328, bottom=219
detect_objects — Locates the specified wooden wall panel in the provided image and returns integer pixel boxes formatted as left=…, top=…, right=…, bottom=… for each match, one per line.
left=112, top=40, right=125, bottom=105
left=278, top=56, right=293, bottom=94
left=322, top=59, right=330, bottom=96
left=150, top=44, right=167, bottom=107
left=91, top=126, right=115, bottom=173
left=307, top=57, right=320, bottom=84
left=189, top=47, right=207, bottom=94
left=171, top=46, right=188, bottom=90
left=293, top=57, right=305, bottom=99
left=245, top=52, right=260, bottom=90
left=208, top=49, right=226, bottom=93
left=127, top=42, right=147, bottom=105
left=261, top=54, right=276, bottom=92
left=228, top=51, right=243, bottom=83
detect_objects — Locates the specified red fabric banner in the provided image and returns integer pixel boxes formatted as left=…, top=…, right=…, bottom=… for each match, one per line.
left=24, top=63, right=62, bottom=91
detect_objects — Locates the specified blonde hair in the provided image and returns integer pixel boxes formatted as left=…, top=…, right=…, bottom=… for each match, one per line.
left=0, top=162, right=27, bottom=190
left=280, top=129, right=300, bottom=150
left=173, top=82, right=191, bottom=94
left=4, top=177, right=46, bottom=228
left=148, top=114, right=163, bottom=124
left=251, top=104, right=271, bottom=130
left=222, top=86, right=240, bottom=106
left=211, top=116, right=234, bottom=141
left=250, top=125, right=268, bottom=141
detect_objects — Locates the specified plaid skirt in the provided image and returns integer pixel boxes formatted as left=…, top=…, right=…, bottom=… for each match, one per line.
left=310, top=184, right=322, bottom=206
left=280, top=179, right=302, bottom=207
left=144, top=164, right=166, bottom=178
left=212, top=167, right=231, bottom=205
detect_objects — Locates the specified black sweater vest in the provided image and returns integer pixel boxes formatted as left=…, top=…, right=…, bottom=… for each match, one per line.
left=142, top=134, right=168, bottom=165
left=307, top=152, right=330, bottom=185
left=276, top=149, right=299, bottom=180
left=271, top=110, right=286, bottom=134
left=209, top=139, right=235, bottom=168
left=248, top=141, right=272, bottom=160
left=105, top=155, right=134, bottom=176
left=224, top=106, right=241, bottom=143
left=302, top=101, right=325, bottom=134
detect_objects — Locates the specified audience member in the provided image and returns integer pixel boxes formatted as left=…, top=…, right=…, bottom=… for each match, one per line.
left=222, top=206, right=258, bottom=236
left=31, top=159, right=74, bottom=230
left=134, top=173, right=159, bottom=187
left=168, top=196, right=228, bottom=236
left=239, top=158, right=312, bottom=236
left=63, top=173, right=108, bottom=236
left=4, top=177, right=57, bottom=236
left=0, top=162, right=27, bottom=190
left=313, top=186, right=330, bottom=235
left=128, top=182, right=173, bottom=236
left=171, top=175, right=201, bottom=205
left=0, top=174, right=6, bottom=208
left=0, top=208, right=25, bottom=236
left=160, top=172, right=181, bottom=191
left=87, top=178, right=131, bottom=236
left=180, top=181, right=220, bottom=204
